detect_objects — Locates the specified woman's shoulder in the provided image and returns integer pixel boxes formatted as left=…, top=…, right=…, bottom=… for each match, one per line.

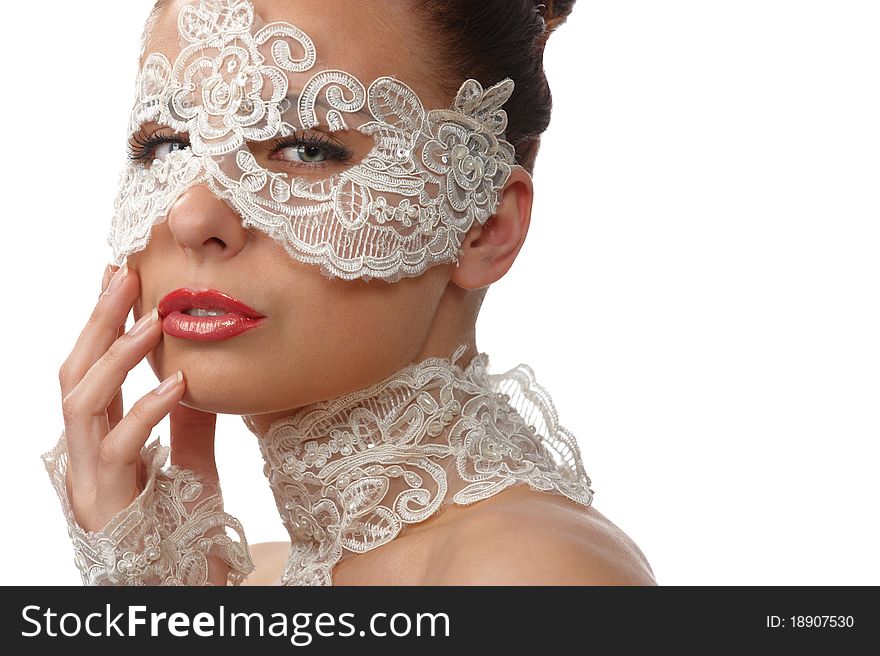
left=242, top=541, right=289, bottom=586
left=420, top=484, right=658, bottom=585
left=243, top=485, right=657, bottom=586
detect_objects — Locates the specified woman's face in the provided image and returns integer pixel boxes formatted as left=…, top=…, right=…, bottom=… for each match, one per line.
left=129, top=0, right=476, bottom=422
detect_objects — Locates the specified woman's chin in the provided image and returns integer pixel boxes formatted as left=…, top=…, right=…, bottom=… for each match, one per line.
left=176, top=385, right=265, bottom=416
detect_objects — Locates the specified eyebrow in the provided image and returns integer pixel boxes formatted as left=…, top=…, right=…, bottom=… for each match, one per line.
left=139, top=4, right=376, bottom=125
left=284, top=90, right=374, bottom=123
left=133, top=87, right=375, bottom=136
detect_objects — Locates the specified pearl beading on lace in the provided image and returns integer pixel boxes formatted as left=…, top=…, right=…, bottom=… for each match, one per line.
left=41, top=432, right=255, bottom=586
left=243, top=344, right=594, bottom=586
left=110, top=0, right=521, bottom=282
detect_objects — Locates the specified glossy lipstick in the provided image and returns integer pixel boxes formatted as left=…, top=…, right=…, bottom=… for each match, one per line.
left=158, top=289, right=266, bottom=341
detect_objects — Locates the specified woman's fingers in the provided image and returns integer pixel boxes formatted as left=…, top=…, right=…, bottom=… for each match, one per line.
left=93, top=370, right=186, bottom=528
left=59, top=263, right=135, bottom=400
left=71, top=309, right=163, bottom=420
left=169, top=404, right=219, bottom=481
left=60, top=263, right=135, bottom=489
left=100, top=264, right=114, bottom=299
left=62, top=307, right=163, bottom=491
left=101, top=265, right=126, bottom=433
left=107, top=321, right=126, bottom=433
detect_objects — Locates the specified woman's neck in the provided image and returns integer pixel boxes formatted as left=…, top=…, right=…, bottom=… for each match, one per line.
left=239, top=342, right=594, bottom=586
left=241, top=339, right=480, bottom=438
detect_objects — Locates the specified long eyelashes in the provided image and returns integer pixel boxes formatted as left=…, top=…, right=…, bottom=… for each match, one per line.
left=127, top=128, right=356, bottom=168
left=269, top=132, right=355, bottom=165
left=128, top=130, right=186, bottom=162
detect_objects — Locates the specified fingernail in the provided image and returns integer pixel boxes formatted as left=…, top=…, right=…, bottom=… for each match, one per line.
left=100, top=264, right=114, bottom=294
left=104, top=262, right=128, bottom=296
left=154, top=370, right=183, bottom=395
left=129, top=307, right=159, bottom=337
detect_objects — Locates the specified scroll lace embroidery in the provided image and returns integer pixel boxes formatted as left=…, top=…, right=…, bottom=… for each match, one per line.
left=41, top=431, right=255, bottom=586
left=110, top=0, right=518, bottom=282
left=243, top=344, right=594, bottom=586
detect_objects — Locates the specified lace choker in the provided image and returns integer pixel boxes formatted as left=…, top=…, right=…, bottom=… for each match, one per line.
left=242, top=344, right=595, bottom=586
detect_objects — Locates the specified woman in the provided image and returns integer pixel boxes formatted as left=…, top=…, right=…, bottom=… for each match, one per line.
left=44, top=0, right=656, bottom=586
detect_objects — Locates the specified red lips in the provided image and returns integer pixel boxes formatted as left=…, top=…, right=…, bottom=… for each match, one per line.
left=158, top=288, right=265, bottom=319
left=158, top=288, right=266, bottom=341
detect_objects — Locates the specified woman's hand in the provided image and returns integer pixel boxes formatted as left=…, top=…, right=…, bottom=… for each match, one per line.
left=57, top=263, right=188, bottom=533
left=48, top=262, right=251, bottom=585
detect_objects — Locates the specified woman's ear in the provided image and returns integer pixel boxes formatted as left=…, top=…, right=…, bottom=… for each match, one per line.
left=451, top=166, right=534, bottom=290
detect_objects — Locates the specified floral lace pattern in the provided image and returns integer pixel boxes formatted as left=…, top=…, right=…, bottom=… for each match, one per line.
left=110, top=0, right=518, bottom=282
left=41, top=431, right=255, bottom=586
left=243, top=344, right=594, bottom=586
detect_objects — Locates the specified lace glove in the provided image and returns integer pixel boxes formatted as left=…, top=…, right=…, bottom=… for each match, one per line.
left=41, top=430, right=255, bottom=586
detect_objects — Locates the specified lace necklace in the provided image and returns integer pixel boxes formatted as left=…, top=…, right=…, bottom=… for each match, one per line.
left=242, top=344, right=595, bottom=586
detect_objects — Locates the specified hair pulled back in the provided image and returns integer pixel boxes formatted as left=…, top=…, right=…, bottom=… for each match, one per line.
left=412, top=0, right=578, bottom=174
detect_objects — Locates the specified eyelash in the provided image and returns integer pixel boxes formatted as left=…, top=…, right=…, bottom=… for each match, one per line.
left=127, top=130, right=185, bottom=162
left=127, top=130, right=355, bottom=169
left=270, top=133, right=355, bottom=168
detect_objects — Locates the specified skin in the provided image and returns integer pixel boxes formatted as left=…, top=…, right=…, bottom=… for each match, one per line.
left=57, top=0, right=656, bottom=586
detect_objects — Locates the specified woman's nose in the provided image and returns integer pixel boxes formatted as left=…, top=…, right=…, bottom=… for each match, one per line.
left=165, top=184, right=249, bottom=261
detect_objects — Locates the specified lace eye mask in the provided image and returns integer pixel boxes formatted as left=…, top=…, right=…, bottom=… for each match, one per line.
left=109, top=0, right=520, bottom=282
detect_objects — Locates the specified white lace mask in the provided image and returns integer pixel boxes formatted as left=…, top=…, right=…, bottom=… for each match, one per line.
left=109, top=0, right=521, bottom=282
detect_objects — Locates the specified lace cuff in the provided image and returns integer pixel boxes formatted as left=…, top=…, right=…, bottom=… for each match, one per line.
left=41, top=430, right=255, bottom=586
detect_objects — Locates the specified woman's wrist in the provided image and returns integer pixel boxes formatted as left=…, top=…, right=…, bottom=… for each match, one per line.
left=43, top=430, right=255, bottom=586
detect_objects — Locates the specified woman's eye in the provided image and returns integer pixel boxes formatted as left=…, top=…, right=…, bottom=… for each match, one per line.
left=277, top=144, right=328, bottom=164
left=154, top=141, right=189, bottom=161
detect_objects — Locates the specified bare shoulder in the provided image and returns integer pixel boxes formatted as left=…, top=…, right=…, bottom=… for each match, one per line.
left=420, top=485, right=657, bottom=585
left=241, top=541, right=289, bottom=586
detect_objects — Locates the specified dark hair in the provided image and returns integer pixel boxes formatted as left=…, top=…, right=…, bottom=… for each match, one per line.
left=412, top=0, right=577, bottom=175
left=146, top=0, right=576, bottom=174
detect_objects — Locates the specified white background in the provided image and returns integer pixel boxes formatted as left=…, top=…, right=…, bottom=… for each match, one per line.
left=2, top=1, right=878, bottom=585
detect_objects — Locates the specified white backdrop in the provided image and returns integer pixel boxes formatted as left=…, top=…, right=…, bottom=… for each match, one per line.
left=2, top=1, right=878, bottom=585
